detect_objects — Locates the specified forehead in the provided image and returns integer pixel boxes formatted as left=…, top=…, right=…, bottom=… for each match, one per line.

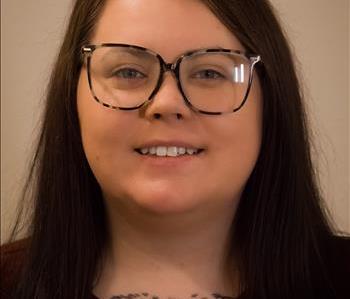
left=91, top=0, right=244, bottom=61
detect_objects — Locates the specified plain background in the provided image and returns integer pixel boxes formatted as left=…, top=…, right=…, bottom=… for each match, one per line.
left=1, top=0, right=349, bottom=243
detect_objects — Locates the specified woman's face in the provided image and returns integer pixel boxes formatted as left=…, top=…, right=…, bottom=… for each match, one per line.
left=77, top=0, right=262, bottom=216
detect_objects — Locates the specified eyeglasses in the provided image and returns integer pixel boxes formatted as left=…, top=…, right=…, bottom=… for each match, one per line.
left=81, top=43, right=261, bottom=115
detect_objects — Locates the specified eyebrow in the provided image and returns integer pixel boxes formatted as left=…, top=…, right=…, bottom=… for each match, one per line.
left=99, top=47, right=154, bottom=64
left=107, top=47, right=152, bottom=57
left=98, top=44, right=236, bottom=64
left=191, top=45, right=229, bottom=51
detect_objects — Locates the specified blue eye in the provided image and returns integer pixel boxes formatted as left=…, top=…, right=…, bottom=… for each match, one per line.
left=192, top=69, right=225, bottom=80
left=113, top=68, right=146, bottom=79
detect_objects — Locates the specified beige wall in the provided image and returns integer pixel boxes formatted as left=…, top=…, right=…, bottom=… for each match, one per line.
left=1, top=0, right=349, bottom=243
left=271, top=0, right=349, bottom=233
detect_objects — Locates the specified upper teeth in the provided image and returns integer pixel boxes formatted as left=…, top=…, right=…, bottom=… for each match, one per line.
left=139, top=146, right=199, bottom=157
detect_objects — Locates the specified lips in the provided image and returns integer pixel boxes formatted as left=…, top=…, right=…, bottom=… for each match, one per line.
left=134, top=141, right=205, bottom=157
left=136, top=146, right=204, bottom=157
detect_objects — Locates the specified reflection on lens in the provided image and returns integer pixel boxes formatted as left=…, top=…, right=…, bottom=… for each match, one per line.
left=180, top=52, right=250, bottom=113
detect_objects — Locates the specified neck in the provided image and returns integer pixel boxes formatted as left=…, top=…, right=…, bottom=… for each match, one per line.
left=94, top=197, right=239, bottom=299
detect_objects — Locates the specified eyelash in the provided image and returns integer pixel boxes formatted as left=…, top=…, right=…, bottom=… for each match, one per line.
left=191, top=69, right=225, bottom=80
left=113, top=68, right=146, bottom=79
left=113, top=68, right=225, bottom=80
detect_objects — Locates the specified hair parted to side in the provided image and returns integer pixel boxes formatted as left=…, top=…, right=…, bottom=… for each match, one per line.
left=8, top=0, right=336, bottom=298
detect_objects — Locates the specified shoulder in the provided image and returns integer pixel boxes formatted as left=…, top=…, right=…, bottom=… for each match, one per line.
left=317, top=234, right=350, bottom=298
left=0, top=238, right=30, bottom=298
left=323, top=234, right=350, bottom=271
left=1, top=238, right=98, bottom=299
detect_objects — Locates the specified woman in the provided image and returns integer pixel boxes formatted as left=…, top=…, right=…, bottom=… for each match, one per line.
left=1, top=0, right=349, bottom=298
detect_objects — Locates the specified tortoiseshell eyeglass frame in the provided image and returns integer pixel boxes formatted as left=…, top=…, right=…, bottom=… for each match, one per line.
left=81, top=43, right=262, bottom=115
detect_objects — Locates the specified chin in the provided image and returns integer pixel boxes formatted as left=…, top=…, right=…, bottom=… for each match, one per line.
left=129, top=188, right=200, bottom=216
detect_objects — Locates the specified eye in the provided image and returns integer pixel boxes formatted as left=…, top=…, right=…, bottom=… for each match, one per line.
left=113, top=68, right=146, bottom=79
left=191, top=69, right=225, bottom=80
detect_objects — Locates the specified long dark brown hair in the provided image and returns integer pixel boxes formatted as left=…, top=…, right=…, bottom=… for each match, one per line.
left=7, top=0, right=337, bottom=298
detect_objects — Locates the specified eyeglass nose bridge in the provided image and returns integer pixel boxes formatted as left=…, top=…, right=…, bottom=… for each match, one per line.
left=163, top=62, right=177, bottom=72
left=158, top=61, right=182, bottom=86
left=145, top=58, right=195, bottom=111
left=159, top=60, right=181, bottom=81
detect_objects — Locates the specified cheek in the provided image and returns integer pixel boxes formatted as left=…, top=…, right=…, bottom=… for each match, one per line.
left=206, top=85, right=262, bottom=196
left=78, top=72, right=116, bottom=160
left=208, top=127, right=261, bottom=200
left=76, top=72, right=136, bottom=189
left=221, top=125, right=261, bottom=179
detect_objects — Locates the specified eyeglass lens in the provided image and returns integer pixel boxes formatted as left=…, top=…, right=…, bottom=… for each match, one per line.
left=88, top=46, right=252, bottom=113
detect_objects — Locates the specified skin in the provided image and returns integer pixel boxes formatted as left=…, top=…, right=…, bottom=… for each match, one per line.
left=77, top=0, right=262, bottom=298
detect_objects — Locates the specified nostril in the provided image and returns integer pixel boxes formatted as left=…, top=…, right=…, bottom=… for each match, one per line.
left=152, top=113, right=183, bottom=120
left=153, top=113, right=161, bottom=119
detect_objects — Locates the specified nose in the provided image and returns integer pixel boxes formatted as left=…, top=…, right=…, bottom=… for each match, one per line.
left=143, top=71, right=192, bottom=121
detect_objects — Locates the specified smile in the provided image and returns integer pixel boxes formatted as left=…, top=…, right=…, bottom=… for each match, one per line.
left=135, top=146, right=204, bottom=157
